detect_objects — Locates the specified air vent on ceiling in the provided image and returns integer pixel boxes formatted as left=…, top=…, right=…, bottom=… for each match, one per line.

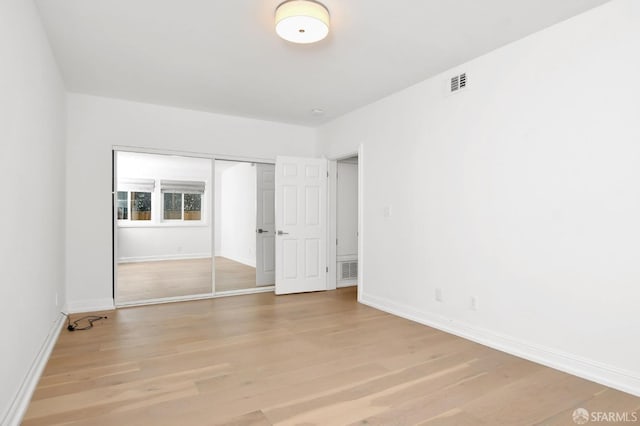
left=339, top=261, right=357, bottom=281
left=450, top=72, right=467, bottom=93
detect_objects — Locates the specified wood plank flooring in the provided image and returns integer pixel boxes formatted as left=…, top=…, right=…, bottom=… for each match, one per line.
left=117, top=258, right=213, bottom=302
left=25, top=288, right=639, bottom=425
left=214, top=257, right=262, bottom=293
left=117, top=257, right=260, bottom=303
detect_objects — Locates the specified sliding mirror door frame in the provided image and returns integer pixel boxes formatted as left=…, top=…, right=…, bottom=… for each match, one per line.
left=112, top=146, right=275, bottom=307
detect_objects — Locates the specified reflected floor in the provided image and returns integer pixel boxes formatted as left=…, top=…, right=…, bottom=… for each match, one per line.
left=117, top=258, right=213, bottom=303
left=117, top=257, right=265, bottom=303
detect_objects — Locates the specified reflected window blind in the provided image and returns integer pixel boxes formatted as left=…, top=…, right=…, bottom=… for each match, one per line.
left=117, top=178, right=155, bottom=193
left=160, top=180, right=205, bottom=194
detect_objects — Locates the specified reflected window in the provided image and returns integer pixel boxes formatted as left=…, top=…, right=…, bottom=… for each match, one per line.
left=131, top=192, right=152, bottom=221
left=162, top=192, right=202, bottom=221
left=184, top=194, right=202, bottom=221
left=163, top=193, right=183, bottom=220
left=117, top=191, right=128, bottom=220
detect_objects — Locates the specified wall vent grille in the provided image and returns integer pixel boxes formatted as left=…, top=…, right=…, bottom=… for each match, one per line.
left=451, top=75, right=459, bottom=92
left=450, top=72, right=467, bottom=93
left=339, top=261, right=357, bottom=281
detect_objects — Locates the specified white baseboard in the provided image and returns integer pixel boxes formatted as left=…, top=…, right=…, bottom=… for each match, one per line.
left=214, top=286, right=274, bottom=297
left=2, top=314, right=65, bottom=426
left=118, top=253, right=211, bottom=263
left=116, top=286, right=274, bottom=308
left=218, top=253, right=256, bottom=268
left=65, top=298, right=115, bottom=314
left=360, top=292, right=640, bottom=397
left=337, top=281, right=357, bottom=288
left=337, top=254, right=357, bottom=262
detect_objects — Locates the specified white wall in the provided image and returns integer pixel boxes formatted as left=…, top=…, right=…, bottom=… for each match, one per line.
left=337, top=161, right=358, bottom=259
left=0, top=0, right=66, bottom=423
left=118, top=227, right=210, bottom=262
left=116, top=151, right=211, bottom=262
left=66, top=93, right=316, bottom=311
left=220, top=162, right=257, bottom=267
left=318, top=0, right=640, bottom=395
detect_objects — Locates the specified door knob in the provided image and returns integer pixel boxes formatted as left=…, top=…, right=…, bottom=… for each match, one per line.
left=277, top=230, right=289, bottom=235
left=257, top=229, right=269, bottom=233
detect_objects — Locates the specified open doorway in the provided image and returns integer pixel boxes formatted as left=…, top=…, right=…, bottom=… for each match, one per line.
left=214, top=160, right=275, bottom=293
left=114, top=151, right=213, bottom=304
left=336, top=156, right=359, bottom=288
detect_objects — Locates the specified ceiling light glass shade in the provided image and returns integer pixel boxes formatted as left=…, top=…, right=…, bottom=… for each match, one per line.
left=275, top=0, right=330, bottom=44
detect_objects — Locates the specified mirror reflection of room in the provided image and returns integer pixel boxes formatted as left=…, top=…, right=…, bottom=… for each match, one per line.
left=215, top=160, right=275, bottom=292
left=116, top=152, right=212, bottom=303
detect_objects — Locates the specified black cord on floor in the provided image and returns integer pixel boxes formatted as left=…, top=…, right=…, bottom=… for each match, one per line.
left=61, top=312, right=107, bottom=331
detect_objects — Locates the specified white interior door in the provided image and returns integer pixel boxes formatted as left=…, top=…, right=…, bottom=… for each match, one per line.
left=256, top=163, right=276, bottom=286
left=275, top=156, right=327, bottom=295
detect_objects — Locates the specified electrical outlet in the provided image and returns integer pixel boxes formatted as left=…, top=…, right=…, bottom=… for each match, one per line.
left=470, top=296, right=478, bottom=311
left=435, top=288, right=443, bottom=302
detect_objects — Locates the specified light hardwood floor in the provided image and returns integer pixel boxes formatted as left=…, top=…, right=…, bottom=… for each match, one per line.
left=25, top=288, right=639, bottom=425
left=117, top=258, right=213, bottom=302
left=214, top=256, right=262, bottom=293
left=117, top=257, right=261, bottom=303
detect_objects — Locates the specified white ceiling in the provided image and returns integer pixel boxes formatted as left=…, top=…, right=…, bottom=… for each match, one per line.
left=35, top=0, right=610, bottom=126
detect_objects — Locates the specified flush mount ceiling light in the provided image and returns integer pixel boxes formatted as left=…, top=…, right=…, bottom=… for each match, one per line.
left=275, top=0, right=330, bottom=44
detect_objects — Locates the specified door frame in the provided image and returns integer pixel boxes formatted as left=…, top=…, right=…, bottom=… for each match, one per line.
left=112, top=145, right=276, bottom=307
left=326, top=145, right=364, bottom=301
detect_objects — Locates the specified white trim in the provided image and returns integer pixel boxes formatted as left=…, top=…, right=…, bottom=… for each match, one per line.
left=112, top=145, right=278, bottom=166
left=213, top=155, right=276, bottom=165
left=337, top=254, right=357, bottom=262
left=211, top=157, right=216, bottom=293
left=116, top=286, right=274, bottom=308
left=360, top=292, right=640, bottom=398
left=357, top=144, right=364, bottom=301
left=214, top=286, right=274, bottom=297
left=337, top=281, right=357, bottom=288
left=113, top=145, right=215, bottom=160
left=2, top=314, right=65, bottom=426
left=327, top=148, right=361, bottom=293
left=66, top=298, right=116, bottom=314
left=117, top=253, right=211, bottom=263
left=113, top=150, right=119, bottom=310
left=326, top=160, right=338, bottom=291
left=117, top=293, right=215, bottom=308
left=112, top=147, right=276, bottom=172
